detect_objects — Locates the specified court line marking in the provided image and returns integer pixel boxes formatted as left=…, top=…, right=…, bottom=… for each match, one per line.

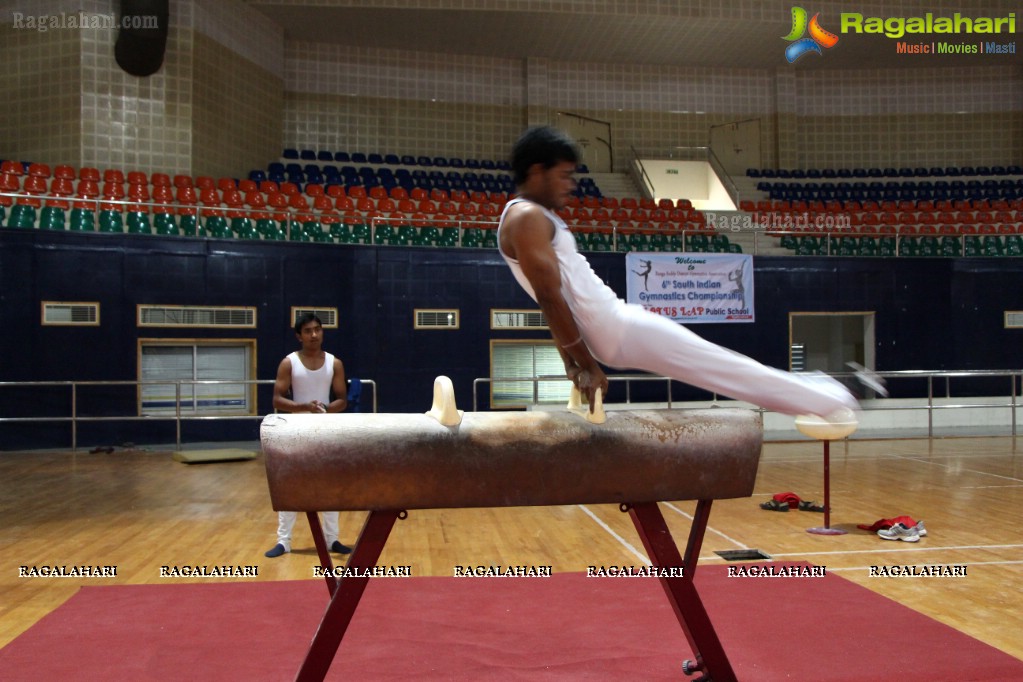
left=888, top=454, right=1023, bottom=484
left=576, top=504, right=650, bottom=565
left=661, top=501, right=749, bottom=550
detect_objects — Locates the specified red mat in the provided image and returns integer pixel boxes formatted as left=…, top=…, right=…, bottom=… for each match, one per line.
left=3, top=564, right=1021, bottom=681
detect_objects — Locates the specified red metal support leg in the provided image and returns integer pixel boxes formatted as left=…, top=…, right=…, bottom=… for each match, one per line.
left=296, top=509, right=401, bottom=682
left=628, top=501, right=737, bottom=682
left=307, top=512, right=338, bottom=596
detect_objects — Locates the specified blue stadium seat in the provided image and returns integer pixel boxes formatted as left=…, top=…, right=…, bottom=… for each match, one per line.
left=368, top=153, right=384, bottom=165
left=334, top=152, right=350, bottom=162
left=384, top=154, right=400, bottom=165
left=448, top=158, right=464, bottom=168
left=300, top=150, right=316, bottom=160
left=283, top=149, right=299, bottom=159
left=249, top=169, right=266, bottom=183
left=401, top=155, right=416, bottom=166
left=351, top=153, right=367, bottom=164
left=417, top=156, right=433, bottom=166
left=317, top=151, right=333, bottom=162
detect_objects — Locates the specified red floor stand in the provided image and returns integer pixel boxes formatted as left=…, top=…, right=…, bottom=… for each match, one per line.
left=806, top=440, right=847, bottom=536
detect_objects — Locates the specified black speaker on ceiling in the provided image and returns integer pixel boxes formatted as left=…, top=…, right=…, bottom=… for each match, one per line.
left=114, top=0, right=170, bottom=77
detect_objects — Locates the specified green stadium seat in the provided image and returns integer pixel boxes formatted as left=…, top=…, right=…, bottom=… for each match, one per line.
left=330, top=222, right=352, bottom=244
left=98, top=209, right=123, bottom=233
left=461, top=227, right=482, bottom=248
left=940, top=235, right=961, bottom=257
left=589, top=232, right=612, bottom=252
left=837, top=236, right=859, bottom=256
left=1005, top=235, right=1023, bottom=257
left=178, top=214, right=199, bottom=236
left=438, top=227, right=459, bottom=247
left=7, top=203, right=37, bottom=229
left=203, top=215, right=232, bottom=239
left=982, top=235, right=1003, bottom=257
left=127, top=211, right=152, bottom=235
left=154, top=212, right=179, bottom=236
left=231, top=216, right=255, bottom=235
left=898, top=237, right=918, bottom=257
left=688, top=233, right=710, bottom=252
left=69, top=208, right=95, bottom=232
left=373, top=223, right=395, bottom=245
left=39, top=205, right=66, bottom=230
left=858, top=237, right=878, bottom=256
left=916, top=235, right=939, bottom=257
left=648, top=232, right=669, bottom=252
left=350, top=223, right=371, bottom=245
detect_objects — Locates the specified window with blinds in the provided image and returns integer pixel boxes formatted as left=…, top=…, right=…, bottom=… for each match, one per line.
left=138, top=340, right=256, bottom=415
left=490, top=340, right=572, bottom=408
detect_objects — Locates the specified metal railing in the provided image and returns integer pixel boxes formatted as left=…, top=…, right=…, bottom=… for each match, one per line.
left=0, top=378, right=377, bottom=451
left=473, top=369, right=1023, bottom=437
left=472, top=374, right=675, bottom=412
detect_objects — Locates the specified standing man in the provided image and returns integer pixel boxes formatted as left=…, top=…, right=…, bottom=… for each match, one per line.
left=497, top=126, right=862, bottom=420
left=264, top=313, right=353, bottom=558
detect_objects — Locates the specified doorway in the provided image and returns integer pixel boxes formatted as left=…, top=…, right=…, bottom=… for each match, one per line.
left=556, top=112, right=612, bottom=172
left=789, top=312, right=877, bottom=391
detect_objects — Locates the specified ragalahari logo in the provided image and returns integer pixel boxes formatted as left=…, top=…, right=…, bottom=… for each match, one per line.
left=783, top=7, right=839, bottom=62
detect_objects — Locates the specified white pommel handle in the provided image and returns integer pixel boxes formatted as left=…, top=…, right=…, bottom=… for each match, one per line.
left=426, top=375, right=463, bottom=426
left=568, top=386, right=606, bottom=424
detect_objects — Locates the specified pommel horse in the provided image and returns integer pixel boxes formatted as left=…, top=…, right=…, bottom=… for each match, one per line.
left=261, top=377, right=763, bottom=682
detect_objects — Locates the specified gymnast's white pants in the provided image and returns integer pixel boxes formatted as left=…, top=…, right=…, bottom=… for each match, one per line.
left=275, top=511, right=339, bottom=551
left=582, top=303, right=858, bottom=418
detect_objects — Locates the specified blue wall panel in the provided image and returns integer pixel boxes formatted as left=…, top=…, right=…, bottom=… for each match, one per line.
left=2, top=229, right=1023, bottom=449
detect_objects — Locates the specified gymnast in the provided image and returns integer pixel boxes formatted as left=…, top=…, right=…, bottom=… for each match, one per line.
left=497, top=126, right=866, bottom=421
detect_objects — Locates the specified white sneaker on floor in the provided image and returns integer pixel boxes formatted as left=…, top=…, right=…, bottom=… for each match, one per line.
left=877, top=523, right=921, bottom=542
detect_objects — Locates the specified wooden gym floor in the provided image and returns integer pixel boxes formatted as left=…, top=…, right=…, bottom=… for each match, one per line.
left=1, top=435, right=1021, bottom=662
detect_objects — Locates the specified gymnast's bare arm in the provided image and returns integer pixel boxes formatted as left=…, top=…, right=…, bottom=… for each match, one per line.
left=500, top=202, right=608, bottom=409
left=325, top=357, right=348, bottom=413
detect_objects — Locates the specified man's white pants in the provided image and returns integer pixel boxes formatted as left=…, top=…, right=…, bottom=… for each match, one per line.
left=275, top=511, right=340, bottom=551
left=584, top=303, right=858, bottom=417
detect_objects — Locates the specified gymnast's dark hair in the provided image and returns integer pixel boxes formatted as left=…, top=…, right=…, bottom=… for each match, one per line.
left=294, top=312, right=322, bottom=335
left=511, top=126, right=580, bottom=185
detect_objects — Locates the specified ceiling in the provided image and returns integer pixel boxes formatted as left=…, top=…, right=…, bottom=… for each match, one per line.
left=245, top=2, right=1023, bottom=71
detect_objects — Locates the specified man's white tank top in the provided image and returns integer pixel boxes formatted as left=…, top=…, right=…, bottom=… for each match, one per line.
left=497, top=197, right=620, bottom=333
left=289, top=351, right=334, bottom=404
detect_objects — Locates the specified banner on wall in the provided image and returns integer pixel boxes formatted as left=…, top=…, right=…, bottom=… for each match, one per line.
left=625, top=252, right=754, bottom=324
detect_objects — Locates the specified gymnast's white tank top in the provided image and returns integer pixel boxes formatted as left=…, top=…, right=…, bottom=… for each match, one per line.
left=288, top=351, right=334, bottom=405
left=497, top=197, right=621, bottom=334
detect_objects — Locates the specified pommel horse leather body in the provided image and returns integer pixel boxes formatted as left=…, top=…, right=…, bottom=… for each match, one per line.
left=262, top=408, right=762, bottom=511
left=261, top=407, right=763, bottom=682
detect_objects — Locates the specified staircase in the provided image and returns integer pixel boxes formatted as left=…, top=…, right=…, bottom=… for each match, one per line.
left=589, top=172, right=642, bottom=199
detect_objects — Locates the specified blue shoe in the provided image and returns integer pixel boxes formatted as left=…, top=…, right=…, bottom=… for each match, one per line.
left=264, top=543, right=287, bottom=558
left=330, top=540, right=353, bottom=555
